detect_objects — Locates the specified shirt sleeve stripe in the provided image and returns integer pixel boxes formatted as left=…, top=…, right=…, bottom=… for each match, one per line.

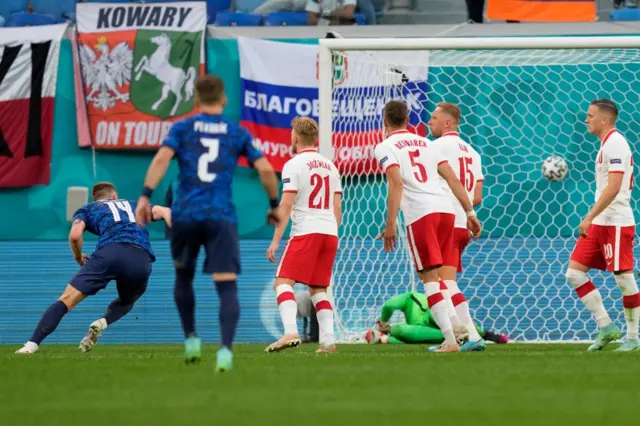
left=283, top=190, right=298, bottom=193
left=437, top=160, right=448, bottom=166
left=384, top=163, right=400, bottom=171
left=609, top=171, right=625, bottom=174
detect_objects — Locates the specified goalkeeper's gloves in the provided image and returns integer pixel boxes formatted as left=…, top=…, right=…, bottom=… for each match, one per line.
left=376, top=320, right=391, bottom=334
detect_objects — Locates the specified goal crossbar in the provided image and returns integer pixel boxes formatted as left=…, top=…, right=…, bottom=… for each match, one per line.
left=317, top=36, right=640, bottom=158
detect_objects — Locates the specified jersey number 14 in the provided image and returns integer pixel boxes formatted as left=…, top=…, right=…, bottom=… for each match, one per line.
left=106, top=201, right=135, bottom=222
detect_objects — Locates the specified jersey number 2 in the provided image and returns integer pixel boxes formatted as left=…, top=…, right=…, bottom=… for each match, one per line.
left=408, top=150, right=428, bottom=183
left=106, top=201, right=135, bottom=222
left=198, top=138, right=219, bottom=183
left=458, top=157, right=475, bottom=191
left=309, top=174, right=330, bottom=209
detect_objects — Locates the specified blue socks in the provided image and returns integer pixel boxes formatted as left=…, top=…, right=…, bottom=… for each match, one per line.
left=104, top=298, right=136, bottom=325
left=215, top=280, right=240, bottom=349
left=30, top=300, right=69, bottom=344
left=174, top=269, right=196, bottom=338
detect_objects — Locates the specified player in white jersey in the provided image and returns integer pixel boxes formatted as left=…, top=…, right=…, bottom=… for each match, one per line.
left=566, top=99, right=639, bottom=352
left=429, top=102, right=486, bottom=352
left=265, top=117, right=342, bottom=354
left=374, top=100, right=482, bottom=353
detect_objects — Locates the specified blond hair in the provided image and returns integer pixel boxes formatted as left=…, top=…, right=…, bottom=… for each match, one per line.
left=437, top=102, right=461, bottom=123
left=291, top=117, right=319, bottom=146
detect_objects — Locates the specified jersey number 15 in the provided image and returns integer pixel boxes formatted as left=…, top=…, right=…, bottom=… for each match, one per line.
left=458, top=157, right=475, bottom=191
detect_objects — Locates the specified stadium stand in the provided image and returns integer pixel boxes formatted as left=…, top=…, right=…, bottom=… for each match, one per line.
left=0, top=0, right=28, bottom=26
left=0, top=0, right=625, bottom=27
left=6, top=11, right=59, bottom=26
left=215, top=11, right=264, bottom=25
left=265, top=11, right=309, bottom=25
left=207, top=0, right=232, bottom=23
left=610, top=7, right=640, bottom=21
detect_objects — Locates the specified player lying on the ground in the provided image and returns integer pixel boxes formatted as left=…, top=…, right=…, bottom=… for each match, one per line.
left=566, top=99, right=640, bottom=352
left=365, top=291, right=509, bottom=345
left=136, top=75, right=281, bottom=371
left=15, top=182, right=171, bottom=355
left=265, top=117, right=342, bottom=354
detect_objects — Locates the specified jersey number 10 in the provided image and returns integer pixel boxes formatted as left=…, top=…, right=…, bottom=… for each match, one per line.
left=106, top=201, right=135, bottom=223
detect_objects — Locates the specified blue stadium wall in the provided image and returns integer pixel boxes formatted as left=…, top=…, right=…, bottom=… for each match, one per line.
left=0, top=239, right=633, bottom=344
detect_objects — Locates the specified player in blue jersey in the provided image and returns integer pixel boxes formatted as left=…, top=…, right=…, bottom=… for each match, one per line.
left=135, top=75, right=281, bottom=372
left=15, top=182, right=171, bottom=355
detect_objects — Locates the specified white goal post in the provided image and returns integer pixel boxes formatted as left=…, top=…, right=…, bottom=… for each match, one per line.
left=317, top=36, right=640, bottom=342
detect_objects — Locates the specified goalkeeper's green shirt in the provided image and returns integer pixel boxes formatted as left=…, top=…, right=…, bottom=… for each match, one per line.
left=380, top=292, right=437, bottom=327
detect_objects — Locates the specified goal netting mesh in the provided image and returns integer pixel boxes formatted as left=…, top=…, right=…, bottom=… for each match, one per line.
left=326, top=47, right=640, bottom=342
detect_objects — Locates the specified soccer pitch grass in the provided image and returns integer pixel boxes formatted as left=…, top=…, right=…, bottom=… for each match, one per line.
left=1, top=344, right=636, bottom=426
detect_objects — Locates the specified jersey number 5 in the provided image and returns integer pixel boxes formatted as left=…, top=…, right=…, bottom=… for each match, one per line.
left=309, top=174, right=330, bottom=209
left=106, top=201, right=135, bottom=223
left=198, top=138, right=219, bottom=183
left=458, top=157, right=475, bottom=191
left=408, top=150, right=428, bottom=183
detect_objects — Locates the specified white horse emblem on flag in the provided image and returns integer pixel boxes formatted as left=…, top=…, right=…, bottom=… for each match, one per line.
left=134, top=33, right=197, bottom=117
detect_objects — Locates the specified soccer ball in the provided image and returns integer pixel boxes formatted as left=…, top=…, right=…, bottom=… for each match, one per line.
left=541, top=156, right=568, bottom=182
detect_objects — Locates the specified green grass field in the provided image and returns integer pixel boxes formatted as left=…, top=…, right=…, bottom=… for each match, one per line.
left=1, top=343, right=637, bottom=426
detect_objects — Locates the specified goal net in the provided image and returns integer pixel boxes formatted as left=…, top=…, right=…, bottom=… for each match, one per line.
left=318, top=37, right=640, bottom=342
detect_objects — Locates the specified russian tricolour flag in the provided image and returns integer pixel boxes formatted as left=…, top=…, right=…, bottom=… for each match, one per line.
left=238, top=37, right=429, bottom=176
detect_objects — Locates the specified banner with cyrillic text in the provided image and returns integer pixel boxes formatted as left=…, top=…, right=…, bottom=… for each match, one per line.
left=75, top=2, right=206, bottom=149
left=238, top=37, right=428, bottom=175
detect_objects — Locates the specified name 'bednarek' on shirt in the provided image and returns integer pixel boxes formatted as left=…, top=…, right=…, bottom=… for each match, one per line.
left=394, top=139, right=428, bottom=149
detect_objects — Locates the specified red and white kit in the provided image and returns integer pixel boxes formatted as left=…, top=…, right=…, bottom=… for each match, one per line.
left=374, top=130, right=455, bottom=271
left=571, top=129, right=636, bottom=271
left=276, top=149, right=341, bottom=286
left=433, top=132, right=484, bottom=272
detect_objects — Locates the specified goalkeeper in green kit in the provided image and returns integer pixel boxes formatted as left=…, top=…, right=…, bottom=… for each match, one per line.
left=366, top=291, right=509, bottom=345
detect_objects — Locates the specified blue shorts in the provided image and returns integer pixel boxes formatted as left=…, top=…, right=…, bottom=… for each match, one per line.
left=70, top=243, right=153, bottom=301
left=171, top=220, right=240, bottom=274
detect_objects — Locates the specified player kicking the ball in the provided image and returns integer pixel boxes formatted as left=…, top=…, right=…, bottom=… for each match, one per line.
left=16, top=182, right=171, bottom=354
left=429, top=102, right=486, bottom=352
left=136, top=75, right=281, bottom=371
left=374, top=100, right=481, bottom=353
left=566, top=99, right=639, bottom=352
left=266, top=117, right=342, bottom=354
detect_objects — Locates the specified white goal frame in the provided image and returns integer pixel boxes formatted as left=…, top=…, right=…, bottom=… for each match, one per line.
left=317, top=36, right=640, bottom=158
left=317, top=36, right=640, bottom=342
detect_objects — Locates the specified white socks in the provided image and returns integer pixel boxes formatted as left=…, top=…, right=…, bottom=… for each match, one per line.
left=439, top=281, right=463, bottom=328
left=445, top=280, right=482, bottom=342
left=615, top=273, right=640, bottom=340
left=424, top=282, right=455, bottom=346
left=275, top=284, right=298, bottom=335
left=566, top=269, right=612, bottom=328
left=311, top=292, right=335, bottom=346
